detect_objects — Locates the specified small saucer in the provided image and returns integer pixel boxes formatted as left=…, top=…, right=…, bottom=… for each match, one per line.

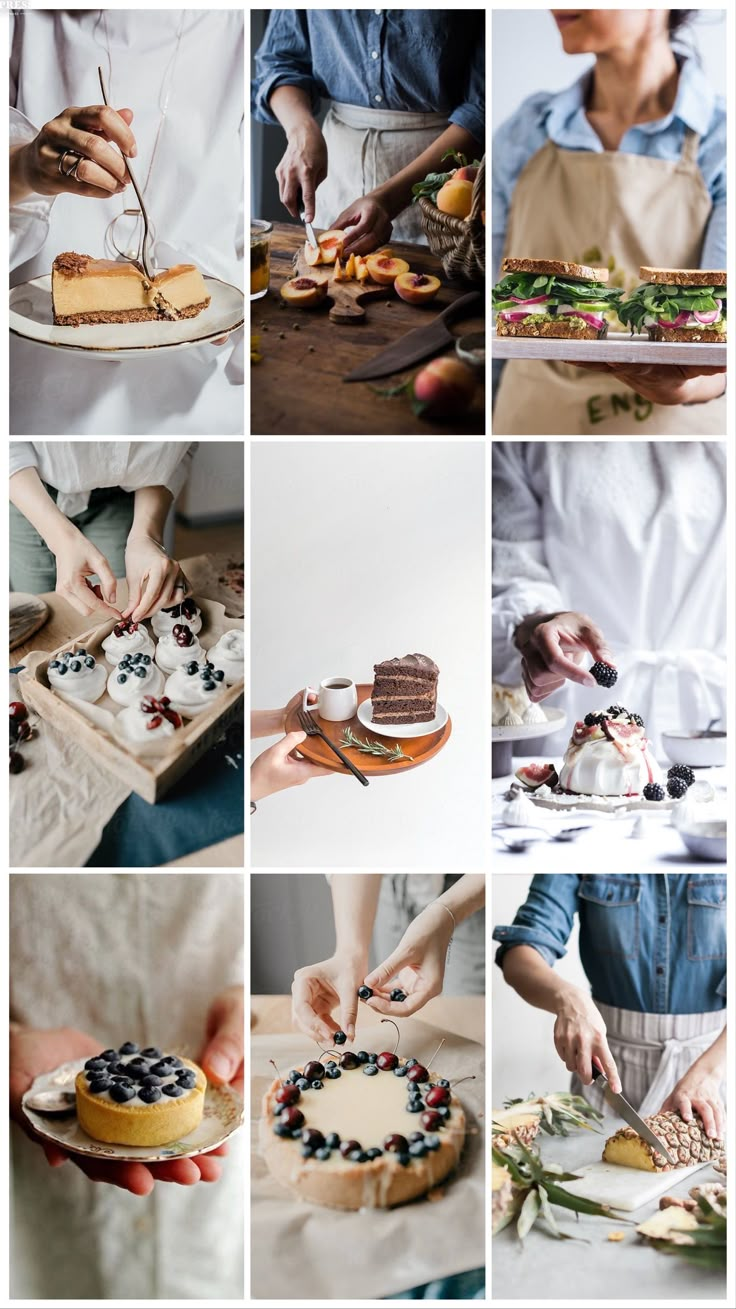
left=357, top=699, right=448, bottom=739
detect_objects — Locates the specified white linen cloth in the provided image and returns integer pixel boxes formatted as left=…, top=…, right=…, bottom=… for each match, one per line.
left=10, top=440, right=195, bottom=517
left=9, top=10, right=243, bottom=435
left=10, top=873, right=244, bottom=1300
left=572, top=1003, right=726, bottom=1116
left=492, top=442, right=727, bottom=754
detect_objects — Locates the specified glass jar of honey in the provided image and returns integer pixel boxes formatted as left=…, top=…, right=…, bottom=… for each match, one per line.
left=251, top=220, right=272, bottom=301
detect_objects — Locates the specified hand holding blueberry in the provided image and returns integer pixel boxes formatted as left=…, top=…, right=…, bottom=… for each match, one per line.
left=291, top=953, right=368, bottom=1045
left=361, top=901, right=456, bottom=1017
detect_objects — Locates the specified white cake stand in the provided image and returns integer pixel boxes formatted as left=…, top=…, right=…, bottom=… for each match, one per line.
left=492, top=707, right=567, bottom=778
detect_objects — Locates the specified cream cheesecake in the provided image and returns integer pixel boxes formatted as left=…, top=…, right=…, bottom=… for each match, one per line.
left=52, top=251, right=211, bottom=326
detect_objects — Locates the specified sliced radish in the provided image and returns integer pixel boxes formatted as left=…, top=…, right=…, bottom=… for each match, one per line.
left=657, top=311, right=691, bottom=328
left=500, top=310, right=540, bottom=322
left=509, top=294, right=550, bottom=305
left=693, top=308, right=720, bottom=325
left=557, top=307, right=605, bottom=329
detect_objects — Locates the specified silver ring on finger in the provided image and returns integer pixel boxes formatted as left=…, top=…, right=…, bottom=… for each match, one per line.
left=58, top=150, right=84, bottom=179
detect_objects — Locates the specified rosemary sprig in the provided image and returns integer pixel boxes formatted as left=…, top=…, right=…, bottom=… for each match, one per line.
left=339, top=726, right=413, bottom=763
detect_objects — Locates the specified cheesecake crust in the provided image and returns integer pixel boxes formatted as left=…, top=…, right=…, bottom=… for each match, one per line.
left=54, top=300, right=210, bottom=326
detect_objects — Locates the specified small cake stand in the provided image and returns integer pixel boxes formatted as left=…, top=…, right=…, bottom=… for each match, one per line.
left=492, top=708, right=567, bottom=778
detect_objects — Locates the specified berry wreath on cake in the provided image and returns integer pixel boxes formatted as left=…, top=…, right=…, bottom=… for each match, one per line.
left=260, top=1024, right=467, bottom=1210
left=75, top=1041, right=207, bottom=1147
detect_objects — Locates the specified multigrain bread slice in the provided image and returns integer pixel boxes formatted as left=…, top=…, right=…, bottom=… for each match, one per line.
left=496, top=318, right=604, bottom=340
left=639, top=267, right=727, bottom=286
left=501, top=257, right=609, bottom=281
left=646, top=325, right=726, bottom=342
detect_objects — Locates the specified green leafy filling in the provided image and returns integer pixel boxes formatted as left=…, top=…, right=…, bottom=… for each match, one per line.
left=618, top=283, right=727, bottom=333
left=492, top=272, right=623, bottom=312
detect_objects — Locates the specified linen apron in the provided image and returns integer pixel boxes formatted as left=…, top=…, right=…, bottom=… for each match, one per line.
left=571, top=1002, right=726, bottom=1116
left=494, top=129, right=726, bottom=434
left=314, top=100, right=449, bottom=244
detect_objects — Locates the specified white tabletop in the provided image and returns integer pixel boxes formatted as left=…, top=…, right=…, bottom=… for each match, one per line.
left=492, top=756, right=727, bottom=871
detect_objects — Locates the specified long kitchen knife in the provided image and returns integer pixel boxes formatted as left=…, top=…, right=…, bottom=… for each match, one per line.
left=343, top=291, right=482, bottom=381
left=592, top=1066, right=676, bottom=1165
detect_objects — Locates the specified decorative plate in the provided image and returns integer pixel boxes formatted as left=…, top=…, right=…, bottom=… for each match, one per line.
left=357, top=697, right=448, bottom=739
left=22, top=1059, right=243, bottom=1162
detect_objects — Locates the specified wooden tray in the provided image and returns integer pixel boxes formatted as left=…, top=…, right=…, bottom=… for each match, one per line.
left=285, top=683, right=451, bottom=776
left=18, top=614, right=243, bottom=804
left=492, top=327, right=726, bottom=366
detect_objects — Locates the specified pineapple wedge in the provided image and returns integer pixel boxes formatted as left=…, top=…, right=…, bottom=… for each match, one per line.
left=603, top=1110, right=724, bottom=1173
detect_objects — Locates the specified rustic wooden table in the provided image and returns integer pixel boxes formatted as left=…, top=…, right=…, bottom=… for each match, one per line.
left=250, top=994, right=485, bottom=1045
left=251, top=222, right=485, bottom=436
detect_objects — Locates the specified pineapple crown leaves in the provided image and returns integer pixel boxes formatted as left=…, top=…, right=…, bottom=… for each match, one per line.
left=498, top=1093, right=604, bottom=1137
left=493, top=1134, right=631, bottom=1241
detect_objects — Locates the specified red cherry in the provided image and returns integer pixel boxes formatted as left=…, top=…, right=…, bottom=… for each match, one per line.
left=377, top=1052, right=398, bottom=1071
left=9, top=701, right=28, bottom=721
left=279, top=1106, right=304, bottom=1130
left=339, top=1139, right=362, bottom=1158
left=407, top=1063, right=429, bottom=1083
left=275, top=1084, right=300, bottom=1106
left=172, top=623, right=194, bottom=648
left=425, top=1086, right=450, bottom=1107
left=383, top=1133, right=409, bottom=1153
left=420, top=1110, right=443, bottom=1131
left=303, top=1060, right=325, bottom=1082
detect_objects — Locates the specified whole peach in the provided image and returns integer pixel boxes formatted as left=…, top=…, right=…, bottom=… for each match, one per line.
left=413, top=357, right=476, bottom=418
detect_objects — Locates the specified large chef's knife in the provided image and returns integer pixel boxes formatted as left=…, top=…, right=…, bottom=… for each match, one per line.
left=343, top=291, right=482, bottom=381
left=592, top=1066, right=676, bottom=1165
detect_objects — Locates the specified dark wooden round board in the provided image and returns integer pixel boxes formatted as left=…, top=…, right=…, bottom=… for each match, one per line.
left=285, top=683, right=452, bottom=775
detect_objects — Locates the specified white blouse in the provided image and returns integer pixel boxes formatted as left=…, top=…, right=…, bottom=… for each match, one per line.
left=10, top=441, right=196, bottom=516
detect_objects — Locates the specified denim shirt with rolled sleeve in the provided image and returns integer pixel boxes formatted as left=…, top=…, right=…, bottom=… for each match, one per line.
left=251, top=9, right=484, bottom=146
left=493, top=875, right=726, bottom=1015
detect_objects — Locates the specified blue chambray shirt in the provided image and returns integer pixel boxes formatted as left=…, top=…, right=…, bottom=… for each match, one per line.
left=493, top=875, right=726, bottom=1015
left=252, top=9, right=484, bottom=145
left=492, top=53, right=726, bottom=399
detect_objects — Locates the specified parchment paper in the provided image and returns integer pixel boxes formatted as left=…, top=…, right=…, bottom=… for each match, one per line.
left=250, top=1018, right=485, bottom=1301
left=10, top=595, right=243, bottom=867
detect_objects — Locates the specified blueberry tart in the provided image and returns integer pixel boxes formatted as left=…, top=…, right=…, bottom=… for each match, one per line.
left=75, top=1042, right=206, bottom=1146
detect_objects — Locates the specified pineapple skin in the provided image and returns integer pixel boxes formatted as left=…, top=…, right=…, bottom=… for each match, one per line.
left=603, top=1110, right=724, bottom=1172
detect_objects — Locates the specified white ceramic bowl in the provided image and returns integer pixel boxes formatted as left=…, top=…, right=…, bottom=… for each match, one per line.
left=677, top=823, right=727, bottom=863
left=661, top=730, right=726, bottom=768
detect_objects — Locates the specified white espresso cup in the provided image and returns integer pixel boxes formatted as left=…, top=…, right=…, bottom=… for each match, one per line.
left=302, top=677, right=358, bottom=722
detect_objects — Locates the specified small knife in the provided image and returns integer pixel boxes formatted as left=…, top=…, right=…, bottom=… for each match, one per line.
left=592, top=1066, right=676, bottom=1165
left=297, top=189, right=318, bottom=253
left=344, top=291, right=482, bottom=381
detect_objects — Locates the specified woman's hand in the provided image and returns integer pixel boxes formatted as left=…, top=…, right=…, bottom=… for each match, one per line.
left=51, top=525, right=120, bottom=617
left=276, top=119, right=327, bottom=223
left=9, top=1024, right=224, bottom=1194
left=123, top=533, right=185, bottom=622
left=250, top=731, right=334, bottom=802
left=292, top=953, right=368, bottom=1044
left=199, top=985, right=244, bottom=1096
left=362, top=902, right=455, bottom=1017
left=571, top=360, right=726, bottom=406
left=514, top=610, right=613, bottom=702
left=332, top=195, right=393, bottom=259
left=10, top=105, right=135, bottom=205
left=660, top=1069, right=725, bottom=1139
left=250, top=691, right=316, bottom=741
left=553, top=992, right=621, bottom=1092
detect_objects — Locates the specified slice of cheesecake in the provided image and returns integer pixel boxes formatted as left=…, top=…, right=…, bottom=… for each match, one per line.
left=52, top=251, right=211, bottom=326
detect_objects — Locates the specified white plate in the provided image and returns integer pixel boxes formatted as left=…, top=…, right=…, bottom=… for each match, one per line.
left=22, top=1058, right=243, bottom=1162
left=492, top=706, right=566, bottom=741
left=10, top=274, right=244, bottom=360
left=357, top=698, right=448, bottom=738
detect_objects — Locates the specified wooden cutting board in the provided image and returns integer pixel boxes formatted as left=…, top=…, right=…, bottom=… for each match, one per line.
left=562, top=1158, right=709, bottom=1211
left=290, top=246, right=389, bottom=324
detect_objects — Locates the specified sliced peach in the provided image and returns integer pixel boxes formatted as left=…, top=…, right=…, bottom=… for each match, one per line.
left=304, top=241, right=322, bottom=267
left=395, top=272, right=441, bottom=304
left=280, top=276, right=328, bottom=308
left=317, top=229, right=346, bottom=263
left=345, top=252, right=356, bottom=279
left=333, top=257, right=345, bottom=282
left=355, top=257, right=369, bottom=283
left=413, top=357, right=476, bottom=418
left=436, top=178, right=473, bottom=219
left=375, top=247, right=395, bottom=259
left=365, top=256, right=410, bottom=286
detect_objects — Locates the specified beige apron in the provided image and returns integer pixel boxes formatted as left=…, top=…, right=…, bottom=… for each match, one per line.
left=494, top=129, right=726, bottom=434
left=314, top=100, right=448, bottom=244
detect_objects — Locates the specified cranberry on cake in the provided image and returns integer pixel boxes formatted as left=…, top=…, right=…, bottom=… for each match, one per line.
left=371, top=653, right=439, bottom=725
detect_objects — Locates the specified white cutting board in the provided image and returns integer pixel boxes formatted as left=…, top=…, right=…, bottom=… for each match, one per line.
left=563, top=1159, right=709, bottom=1211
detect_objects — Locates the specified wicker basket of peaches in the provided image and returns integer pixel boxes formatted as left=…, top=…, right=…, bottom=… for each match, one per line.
left=415, top=151, right=485, bottom=284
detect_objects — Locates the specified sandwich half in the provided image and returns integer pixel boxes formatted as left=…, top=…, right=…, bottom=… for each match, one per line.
left=619, top=268, right=726, bottom=342
left=492, top=257, right=623, bottom=339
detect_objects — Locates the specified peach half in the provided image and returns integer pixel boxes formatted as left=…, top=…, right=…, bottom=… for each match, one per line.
left=304, top=241, right=323, bottom=266
left=317, top=229, right=346, bottom=263
left=365, top=256, right=410, bottom=286
left=280, top=276, right=328, bottom=307
left=394, top=272, right=441, bottom=304
left=413, top=357, right=476, bottom=418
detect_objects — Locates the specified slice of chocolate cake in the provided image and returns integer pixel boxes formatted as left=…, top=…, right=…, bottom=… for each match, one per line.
left=371, top=653, right=439, bottom=724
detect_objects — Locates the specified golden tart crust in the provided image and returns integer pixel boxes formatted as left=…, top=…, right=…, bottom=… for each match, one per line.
left=260, top=1065, right=465, bottom=1210
left=76, top=1056, right=206, bottom=1147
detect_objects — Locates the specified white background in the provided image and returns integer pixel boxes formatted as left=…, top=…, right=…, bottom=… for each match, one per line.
left=251, top=440, right=485, bottom=868
left=492, top=873, right=587, bottom=1104
left=492, top=8, right=727, bottom=124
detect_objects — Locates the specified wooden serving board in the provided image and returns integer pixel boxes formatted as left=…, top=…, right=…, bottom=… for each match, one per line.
left=290, top=247, right=389, bottom=324
left=285, top=682, right=451, bottom=776
left=10, top=592, right=50, bottom=651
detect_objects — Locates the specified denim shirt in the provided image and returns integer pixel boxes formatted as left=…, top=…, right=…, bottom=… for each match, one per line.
left=252, top=9, right=484, bottom=145
left=493, top=875, right=726, bottom=1014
